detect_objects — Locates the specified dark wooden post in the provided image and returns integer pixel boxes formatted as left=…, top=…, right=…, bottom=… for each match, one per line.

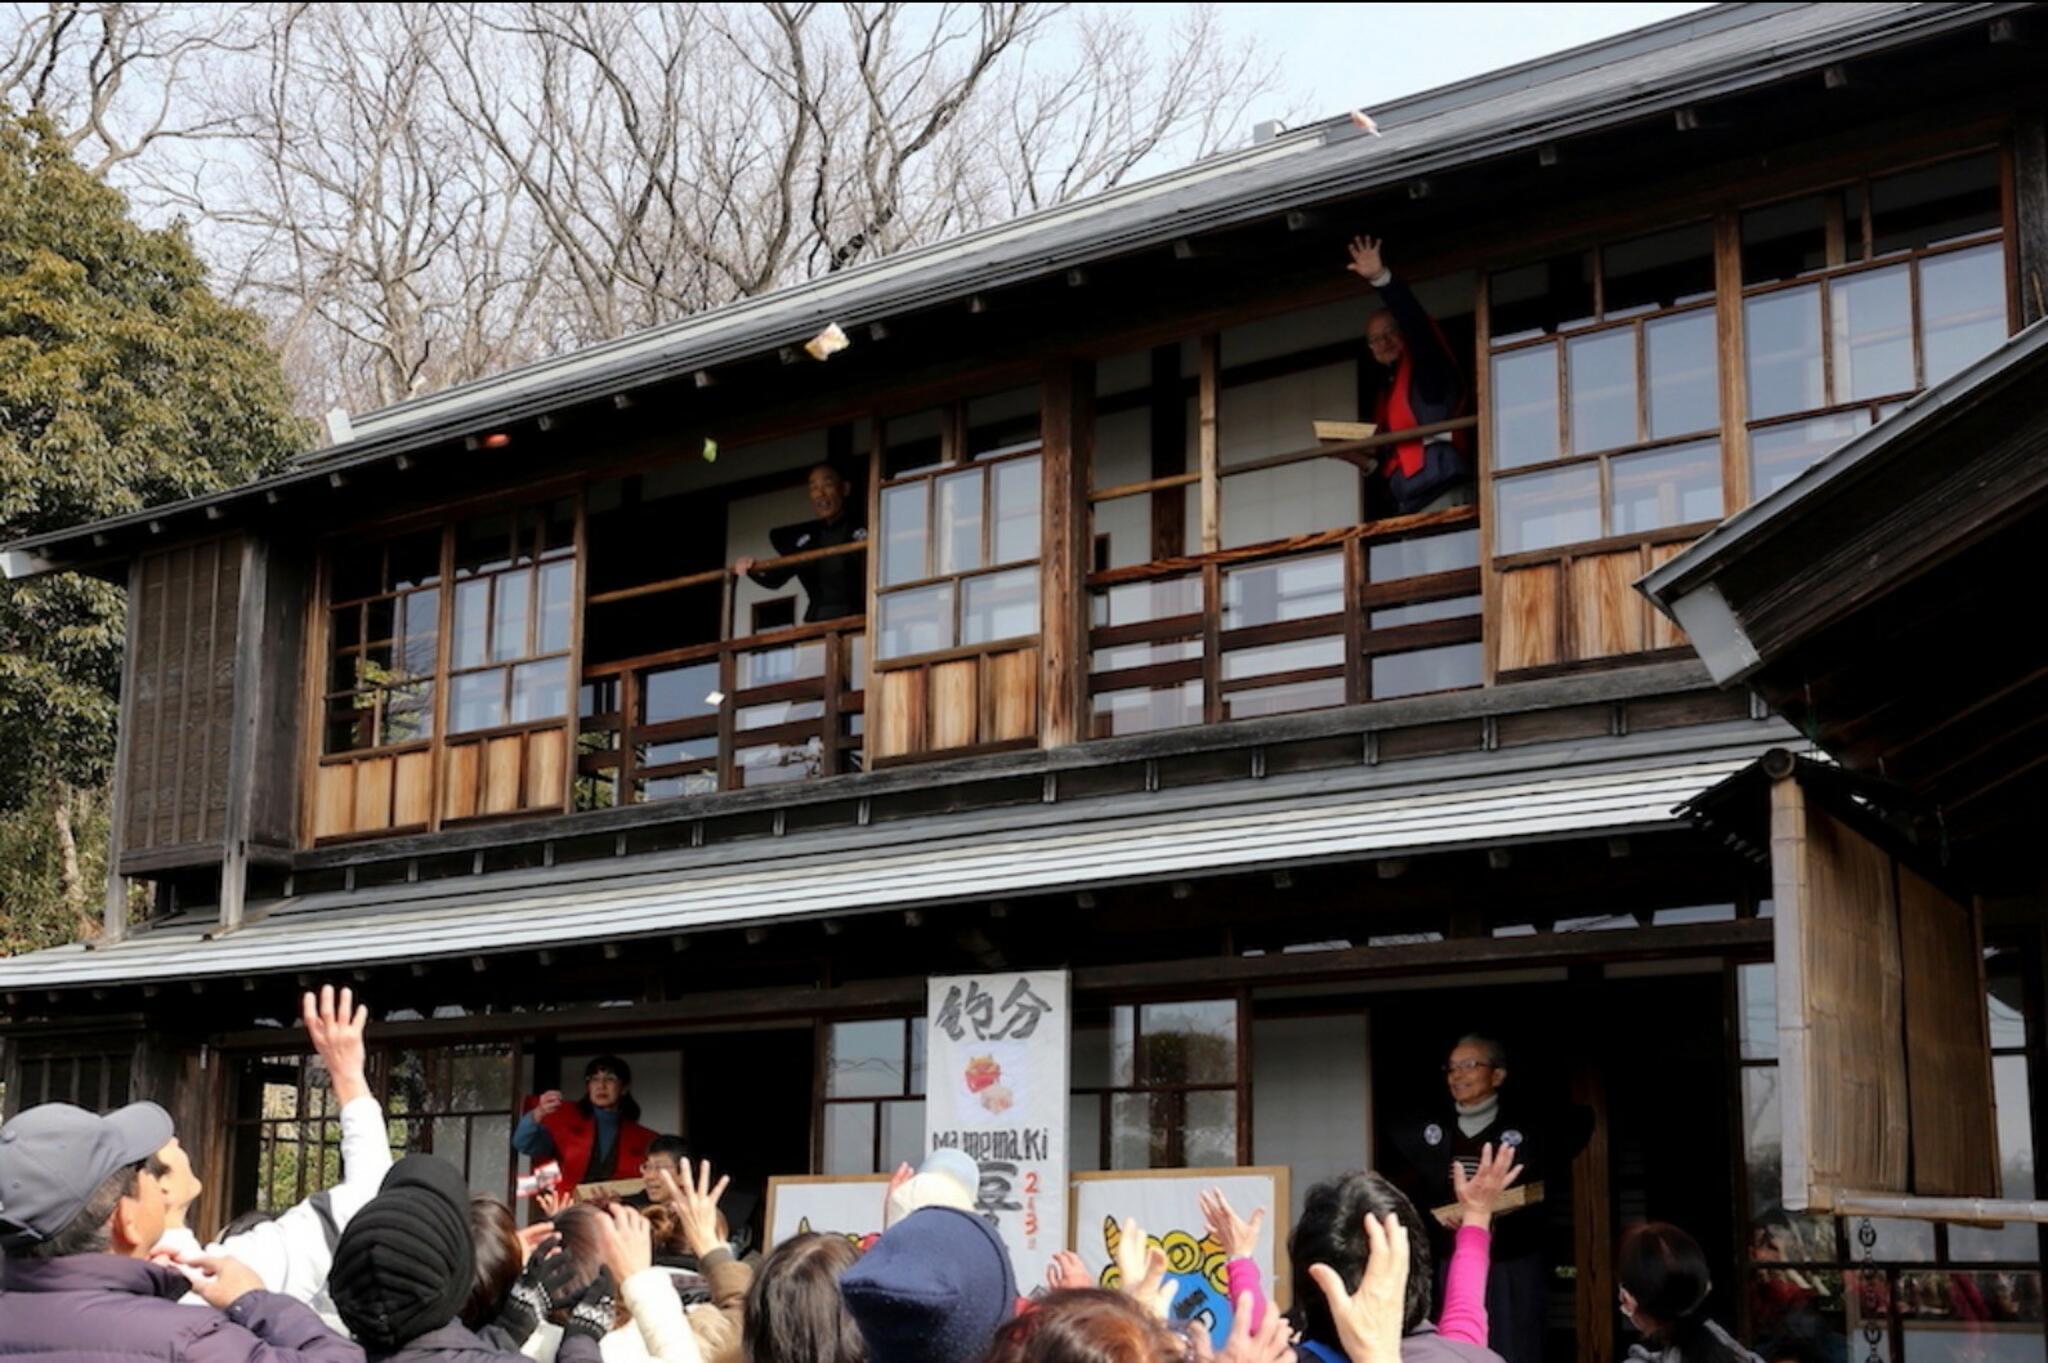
left=1041, top=359, right=1094, bottom=749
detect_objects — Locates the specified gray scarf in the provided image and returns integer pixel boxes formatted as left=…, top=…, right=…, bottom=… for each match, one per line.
left=1455, top=1093, right=1500, bottom=1138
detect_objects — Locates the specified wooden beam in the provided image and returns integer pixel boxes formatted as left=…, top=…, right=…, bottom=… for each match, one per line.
left=1198, top=334, right=1221, bottom=553
left=1039, top=358, right=1093, bottom=749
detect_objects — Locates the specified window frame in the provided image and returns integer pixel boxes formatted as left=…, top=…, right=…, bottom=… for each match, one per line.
left=815, top=1015, right=927, bottom=1175
left=1070, top=992, right=1251, bottom=1172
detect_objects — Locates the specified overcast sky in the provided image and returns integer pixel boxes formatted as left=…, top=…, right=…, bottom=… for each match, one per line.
left=1175, top=2, right=1711, bottom=129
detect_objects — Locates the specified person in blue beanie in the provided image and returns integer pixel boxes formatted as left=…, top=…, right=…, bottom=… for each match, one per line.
left=839, top=1207, right=1018, bottom=1363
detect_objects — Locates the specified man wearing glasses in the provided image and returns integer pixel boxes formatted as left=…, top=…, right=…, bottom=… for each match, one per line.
left=1392, top=1034, right=1592, bottom=1363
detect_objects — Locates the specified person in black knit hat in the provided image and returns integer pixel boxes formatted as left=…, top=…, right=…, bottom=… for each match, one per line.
left=328, top=1153, right=613, bottom=1363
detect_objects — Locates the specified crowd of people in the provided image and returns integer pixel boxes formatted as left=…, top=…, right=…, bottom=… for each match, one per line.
left=0, top=988, right=1772, bottom=1363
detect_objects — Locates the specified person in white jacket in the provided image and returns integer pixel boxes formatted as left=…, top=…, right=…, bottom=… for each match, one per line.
left=154, top=984, right=395, bottom=1333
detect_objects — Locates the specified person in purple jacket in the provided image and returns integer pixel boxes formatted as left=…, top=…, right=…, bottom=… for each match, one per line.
left=0, top=1099, right=365, bottom=1363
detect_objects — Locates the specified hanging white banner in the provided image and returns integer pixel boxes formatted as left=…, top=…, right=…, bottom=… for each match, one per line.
left=923, top=969, right=1070, bottom=1287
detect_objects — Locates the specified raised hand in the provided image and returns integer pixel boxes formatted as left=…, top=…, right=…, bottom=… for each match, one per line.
left=1307, top=1213, right=1409, bottom=1363
left=673, top=1159, right=732, bottom=1257
left=1045, top=1248, right=1092, bottom=1292
left=1199, top=1187, right=1267, bottom=1261
left=1113, top=1217, right=1175, bottom=1322
left=1449, top=1142, right=1524, bottom=1233
left=302, top=984, right=370, bottom=1106
left=536, top=1188, right=569, bottom=1219
left=1345, top=235, right=1387, bottom=282
left=175, top=1250, right=265, bottom=1310
left=1189, top=1291, right=1292, bottom=1363
left=533, top=1089, right=565, bottom=1121
left=605, top=1201, right=655, bottom=1280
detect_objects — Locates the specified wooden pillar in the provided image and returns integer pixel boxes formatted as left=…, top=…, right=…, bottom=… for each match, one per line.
left=1198, top=334, right=1221, bottom=553
left=101, top=558, right=146, bottom=944
left=1570, top=1043, right=1614, bottom=1363
left=1040, top=359, right=1094, bottom=749
left=2014, top=108, right=2048, bottom=327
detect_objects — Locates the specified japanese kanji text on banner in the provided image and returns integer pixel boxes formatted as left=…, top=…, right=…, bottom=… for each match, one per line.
left=924, top=970, right=1070, bottom=1286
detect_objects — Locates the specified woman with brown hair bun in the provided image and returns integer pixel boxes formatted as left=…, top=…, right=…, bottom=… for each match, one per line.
left=981, top=1290, right=1178, bottom=1363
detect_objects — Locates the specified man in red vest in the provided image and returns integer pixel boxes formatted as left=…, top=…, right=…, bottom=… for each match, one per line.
left=513, top=1054, right=659, bottom=1194
left=1345, top=234, right=1474, bottom=516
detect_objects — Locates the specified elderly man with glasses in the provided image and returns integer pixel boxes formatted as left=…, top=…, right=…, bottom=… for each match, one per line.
left=1391, top=1034, right=1593, bottom=1363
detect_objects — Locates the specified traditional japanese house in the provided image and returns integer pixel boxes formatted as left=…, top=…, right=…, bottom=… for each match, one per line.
left=3, top=4, right=2045, bottom=1360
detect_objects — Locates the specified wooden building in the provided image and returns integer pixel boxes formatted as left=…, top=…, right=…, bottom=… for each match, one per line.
left=3, top=5, right=2046, bottom=1359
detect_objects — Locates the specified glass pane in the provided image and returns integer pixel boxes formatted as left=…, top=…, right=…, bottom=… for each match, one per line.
left=967, top=386, right=1041, bottom=457
left=1742, top=194, right=1831, bottom=285
left=1489, top=252, right=1595, bottom=342
left=1110, top=1093, right=1152, bottom=1171
left=397, top=590, right=439, bottom=679
left=1871, top=152, right=2001, bottom=257
left=909, top=1017, right=926, bottom=1095
left=1609, top=439, right=1722, bottom=535
left=389, top=530, right=442, bottom=590
left=455, top=513, right=513, bottom=577
left=492, top=569, right=532, bottom=663
left=1750, top=412, right=1868, bottom=499
left=1743, top=1066, right=1841, bottom=1263
left=1494, top=464, right=1600, bottom=554
left=640, top=772, right=717, bottom=802
left=961, top=567, right=1039, bottom=646
left=991, top=457, right=1041, bottom=565
left=450, top=670, right=505, bottom=733
left=1368, top=529, right=1480, bottom=581
left=468, top=1116, right=510, bottom=1198
left=1949, top=1055, right=2040, bottom=1262
left=1920, top=243, right=2007, bottom=386
left=880, top=1101, right=925, bottom=1173
left=383, top=682, right=435, bottom=744
left=1181, top=1090, right=1238, bottom=1169
left=884, top=408, right=947, bottom=478
left=1746, top=284, right=1826, bottom=420
left=877, top=583, right=955, bottom=660
left=1140, top=1000, right=1237, bottom=1084
left=641, top=662, right=719, bottom=724
left=452, top=578, right=490, bottom=669
left=1093, top=577, right=1202, bottom=628
left=1645, top=310, right=1719, bottom=439
left=1071, top=1014, right=1136, bottom=1088
left=1567, top=327, right=1638, bottom=453
left=936, top=469, right=984, bottom=576
left=1093, top=639, right=1201, bottom=673
left=879, top=483, right=929, bottom=587
left=827, top=1020, right=907, bottom=1098
left=330, top=546, right=381, bottom=603
left=1070, top=1095, right=1103, bottom=1173
left=737, top=699, right=824, bottom=731
left=1739, top=963, right=1777, bottom=1061
left=1092, top=682, right=1204, bottom=736
left=640, top=736, right=717, bottom=768
left=1369, top=595, right=1481, bottom=629
left=330, top=605, right=362, bottom=650
left=1899, top=1272, right=2044, bottom=1363
left=1831, top=264, right=1914, bottom=401
left=1225, top=679, right=1346, bottom=719
left=326, top=698, right=375, bottom=753
left=509, top=658, right=567, bottom=724
left=1221, top=552, right=1342, bottom=629
left=537, top=561, right=574, bottom=654
left=1491, top=346, right=1561, bottom=469
left=1604, top=222, right=1714, bottom=314
left=1371, top=643, right=1483, bottom=699
left=822, top=1103, right=876, bottom=1175
left=1989, top=957, right=2027, bottom=1048
left=739, top=641, right=826, bottom=690
left=1219, top=636, right=1342, bottom=683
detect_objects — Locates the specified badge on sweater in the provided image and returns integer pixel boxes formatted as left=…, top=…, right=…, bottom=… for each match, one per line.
left=1424, top=1123, right=1443, bottom=1147
left=1501, top=1129, right=1523, bottom=1148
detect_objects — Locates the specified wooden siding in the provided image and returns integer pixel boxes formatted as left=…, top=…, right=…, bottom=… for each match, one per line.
left=121, top=538, right=243, bottom=859
left=1897, top=867, right=2000, bottom=1197
left=873, top=644, right=1041, bottom=762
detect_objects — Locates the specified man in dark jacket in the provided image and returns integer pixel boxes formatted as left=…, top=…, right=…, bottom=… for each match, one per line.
left=328, top=1153, right=610, bottom=1363
left=1345, top=235, right=1474, bottom=516
left=0, top=1099, right=363, bottom=1363
left=732, top=463, right=867, bottom=623
left=1391, top=1036, right=1595, bottom=1363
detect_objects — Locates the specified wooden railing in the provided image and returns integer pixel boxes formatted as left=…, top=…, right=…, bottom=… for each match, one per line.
left=1084, top=509, right=1483, bottom=737
left=577, top=616, right=866, bottom=805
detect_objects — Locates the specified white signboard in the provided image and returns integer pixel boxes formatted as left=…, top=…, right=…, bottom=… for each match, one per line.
left=1071, top=1167, right=1292, bottom=1340
left=765, top=1174, right=889, bottom=1250
left=925, top=970, right=1070, bottom=1287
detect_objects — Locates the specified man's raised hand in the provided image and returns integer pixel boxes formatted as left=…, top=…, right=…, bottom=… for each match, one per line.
left=302, top=984, right=369, bottom=1106
left=1345, top=235, right=1386, bottom=282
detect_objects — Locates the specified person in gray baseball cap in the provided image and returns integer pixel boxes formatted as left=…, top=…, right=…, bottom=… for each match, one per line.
left=0, top=1099, right=363, bottom=1362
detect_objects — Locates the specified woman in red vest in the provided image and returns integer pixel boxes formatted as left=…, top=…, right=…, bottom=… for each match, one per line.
left=1346, top=234, right=1474, bottom=516
left=512, top=1054, right=659, bottom=1194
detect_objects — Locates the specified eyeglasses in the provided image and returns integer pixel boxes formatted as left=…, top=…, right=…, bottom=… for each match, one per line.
left=1442, top=1060, right=1498, bottom=1074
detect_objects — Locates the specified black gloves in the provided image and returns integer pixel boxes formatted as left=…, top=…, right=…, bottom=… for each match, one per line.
left=493, top=1235, right=586, bottom=1345
left=561, top=1266, right=619, bottom=1344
